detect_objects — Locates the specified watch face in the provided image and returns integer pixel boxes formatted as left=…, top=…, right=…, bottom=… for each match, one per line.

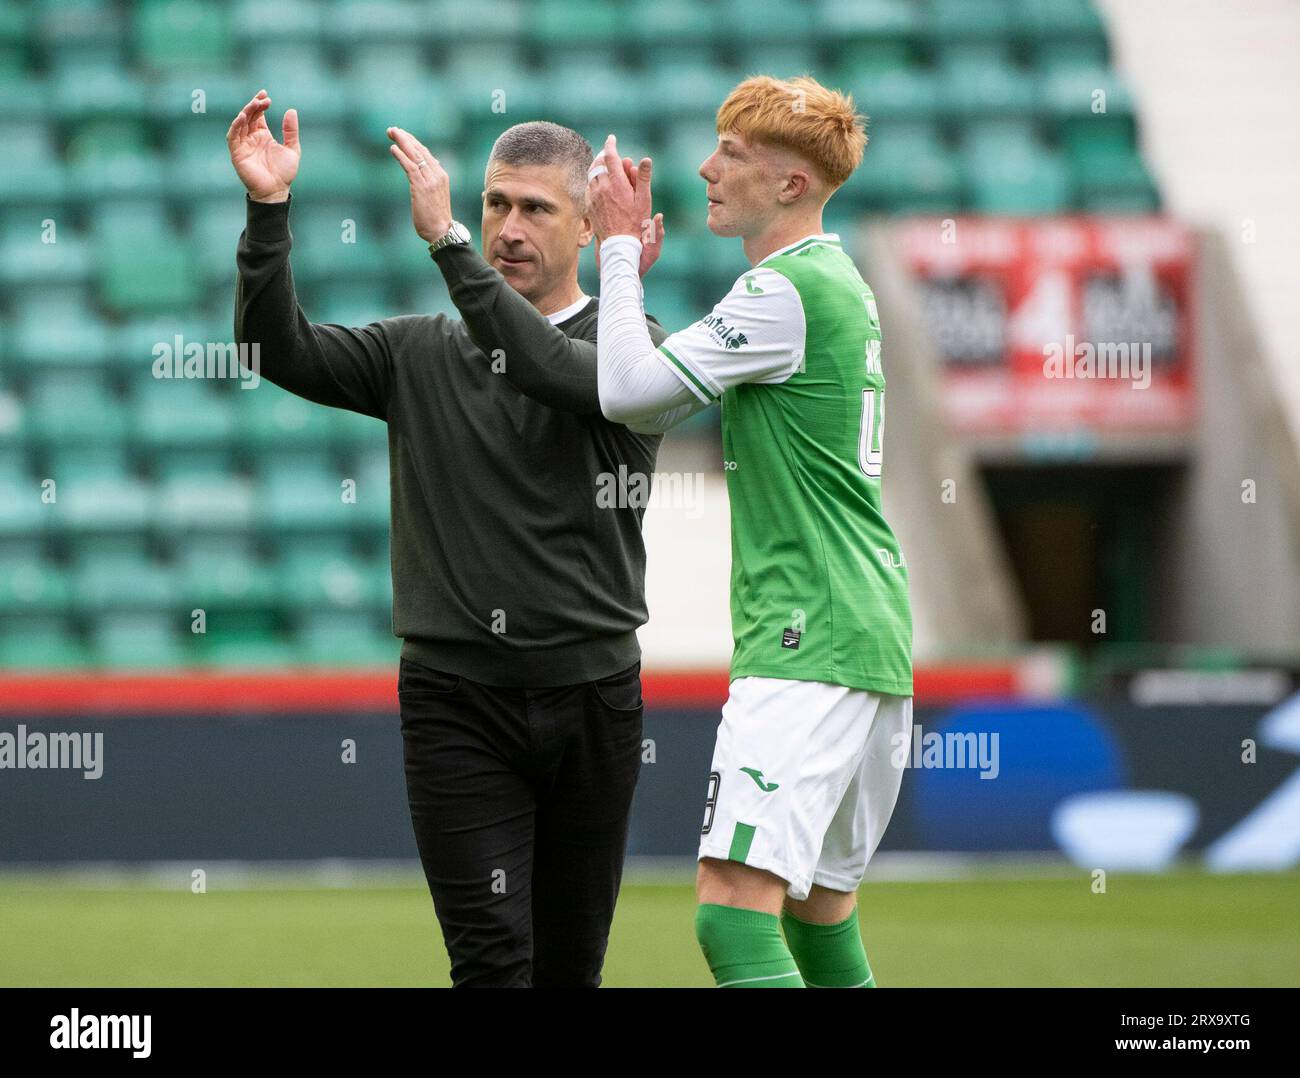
left=451, top=222, right=470, bottom=243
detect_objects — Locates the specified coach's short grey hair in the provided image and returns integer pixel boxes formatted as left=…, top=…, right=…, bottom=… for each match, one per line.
left=486, top=121, right=594, bottom=206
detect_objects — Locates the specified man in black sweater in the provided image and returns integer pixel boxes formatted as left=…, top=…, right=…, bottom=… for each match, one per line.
left=227, top=90, right=668, bottom=987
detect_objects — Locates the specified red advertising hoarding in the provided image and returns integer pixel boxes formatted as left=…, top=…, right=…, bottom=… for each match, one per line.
left=898, top=217, right=1196, bottom=435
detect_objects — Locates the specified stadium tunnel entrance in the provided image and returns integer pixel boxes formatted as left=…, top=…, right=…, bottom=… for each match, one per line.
left=979, top=462, right=1186, bottom=647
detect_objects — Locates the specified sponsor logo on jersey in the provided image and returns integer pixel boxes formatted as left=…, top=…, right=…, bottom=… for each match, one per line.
left=876, top=548, right=905, bottom=568
left=740, top=767, right=780, bottom=793
left=781, top=628, right=801, bottom=649
left=700, top=313, right=748, bottom=350
left=744, top=275, right=764, bottom=294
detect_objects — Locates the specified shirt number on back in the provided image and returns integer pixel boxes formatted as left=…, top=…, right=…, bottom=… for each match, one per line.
left=859, top=387, right=884, bottom=478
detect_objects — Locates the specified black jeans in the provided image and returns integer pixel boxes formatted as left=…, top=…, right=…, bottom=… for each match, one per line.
left=397, top=656, right=645, bottom=987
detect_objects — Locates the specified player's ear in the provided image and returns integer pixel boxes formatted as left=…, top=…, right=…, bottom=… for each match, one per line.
left=780, top=168, right=811, bottom=205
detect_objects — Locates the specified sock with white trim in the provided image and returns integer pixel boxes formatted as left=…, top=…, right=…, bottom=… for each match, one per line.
left=781, top=908, right=877, bottom=987
left=694, top=903, right=804, bottom=988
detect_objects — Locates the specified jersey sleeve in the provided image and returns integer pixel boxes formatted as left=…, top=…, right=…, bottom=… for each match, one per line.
left=654, top=267, right=806, bottom=404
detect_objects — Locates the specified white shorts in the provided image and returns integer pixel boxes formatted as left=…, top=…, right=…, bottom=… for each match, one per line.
left=697, top=676, right=913, bottom=902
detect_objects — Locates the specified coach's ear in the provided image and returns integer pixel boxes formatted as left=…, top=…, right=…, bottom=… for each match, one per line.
left=577, top=213, right=594, bottom=248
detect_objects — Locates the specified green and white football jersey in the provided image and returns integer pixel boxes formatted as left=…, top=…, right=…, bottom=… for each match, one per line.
left=655, top=234, right=912, bottom=696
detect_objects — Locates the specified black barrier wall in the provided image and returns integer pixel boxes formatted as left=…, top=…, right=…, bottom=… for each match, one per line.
left=2, top=696, right=1297, bottom=867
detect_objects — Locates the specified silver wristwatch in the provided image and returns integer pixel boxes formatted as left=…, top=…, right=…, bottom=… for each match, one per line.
left=427, top=221, right=471, bottom=256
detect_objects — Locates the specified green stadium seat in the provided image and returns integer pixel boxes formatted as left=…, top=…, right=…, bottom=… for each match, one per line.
left=641, top=280, right=708, bottom=338
left=426, top=0, right=523, bottom=42
left=924, top=0, right=1016, bottom=42
left=963, top=138, right=1074, bottom=213
left=66, top=151, right=169, bottom=201
left=1033, top=37, right=1109, bottom=75
left=97, top=226, right=201, bottom=314
left=853, top=120, right=962, bottom=212
left=52, top=473, right=153, bottom=535
left=657, top=119, right=722, bottom=206
left=9, top=293, right=111, bottom=369
left=189, top=613, right=297, bottom=665
left=113, top=315, right=229, bottom=374
left=325, top=0, right=426, bottom=44
left=719, top=0, right=817, bottom=42
left=0, top=120, right=67, bottom=203
left=850, top=68, right=941, bottom=123
left=343, top=450, right=391, bottom=529
left=151, top=448, right=237, bottom=481
left=938, top=54, right=1041, bottom=120
left=0, top=397, right=24, bottom=450
left=286, top=131, right=384, bottom=200
left=274, top=536, right=375, bottom=609
left=47, top=446, right=133, bottom=483
left=135, top=0, right=233, bottom=70
left=0, top=552, right=71, bottom=615
left=644, top=64, right=745, bottom=121
left=295, top=611, right=398, bottom=667
left=243, top=49, right=349, bottom=124
left=447, top=48, right=538, bottom=117
left=734, top=43, right=824, bottom=81
left=91, top=200, right=173, bottom=245
left=91, top=611, right=189, bottom=669
left=0, top=73, right=50, bottom=122
left=0, top=470, right=45, bottom=538
left=327, top=405, right=387, bottom=451
left=51, top=63, right=147, bottom=126
left=1015, top=0, right=1108, bottom=43
left=377, top=210, right=445, bottom=285
left=0, top=0, right=28, bottom=50
left=27, top=373, right=128, bottom=447
left=0, top=231, right=94, bottom=294
left=130, top=379, right=238, bottom=449
left=538, top=67, right=649, bottom=128
left=833, top=39, right=918, bottom=82
left=168, top=118, right=242, bottom=198
left=230, top=0, right=325, bottom=46
left=820, top=0, right=918, bottom=42
left=186, top=199, right=249, bottom=287
left=1043, top=66, right=1135, bottom=124
left=255, top=456, right=357, bottom=532
left=152, top=452, right=256, bottom=533
left=350, top=74, right=462, bottom=152
left=628, top=0, right=714, bottom=65
left=0, top=617, right=93, bottom=669
left=234, top=382, right=334, bottom=450
left=150, top=70, right=254, bottom=124
left=0, top=119, right=57, bottom=160
left=1065, top=126, right=1159, bottom=211
left=395, top=279, right=459, bottom=323
left=174, top=537, right=279, bottom=611
left=528, top=0, right=627, bottom=45
left=72, top=545, right=179, bottom=612
left=312, top=282, right=398, bottom=328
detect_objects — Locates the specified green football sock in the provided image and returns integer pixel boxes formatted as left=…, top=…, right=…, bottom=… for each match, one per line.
left=781, top=908, right=877, bottom=987
left=695, top=903, right=804, bottom=988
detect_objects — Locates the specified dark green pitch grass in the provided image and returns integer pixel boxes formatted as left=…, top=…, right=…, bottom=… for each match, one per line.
left=1, top=870, right=1296, bottom=987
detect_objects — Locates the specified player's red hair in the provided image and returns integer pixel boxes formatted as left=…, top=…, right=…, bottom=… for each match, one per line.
left=716, top=75, right=867, bottom=188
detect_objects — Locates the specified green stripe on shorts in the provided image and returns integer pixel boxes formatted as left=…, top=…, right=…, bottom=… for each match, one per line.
left=728, top=822, right=756, bottom=863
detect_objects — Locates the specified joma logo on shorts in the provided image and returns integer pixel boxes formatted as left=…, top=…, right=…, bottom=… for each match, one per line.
left=740, top=767, right=780, bottom=792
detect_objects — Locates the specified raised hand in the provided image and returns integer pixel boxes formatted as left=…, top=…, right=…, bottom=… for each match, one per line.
left=591, top=140, right=666, bottom=278
left=386, top=126, right=453, bottom=243
left=226, top=90, right=299, bottom=203
left=631, top=155, right=666, bottom=277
